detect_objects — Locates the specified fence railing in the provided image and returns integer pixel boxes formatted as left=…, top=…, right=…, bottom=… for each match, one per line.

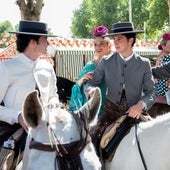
left=54, top=48, right=159, bottom=80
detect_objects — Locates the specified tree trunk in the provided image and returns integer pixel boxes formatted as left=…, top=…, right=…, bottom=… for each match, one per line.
left=16, top=0, right=44, bottom=21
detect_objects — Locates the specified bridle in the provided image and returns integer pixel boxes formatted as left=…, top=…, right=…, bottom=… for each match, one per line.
left=29, top=103, right=89, bottom=170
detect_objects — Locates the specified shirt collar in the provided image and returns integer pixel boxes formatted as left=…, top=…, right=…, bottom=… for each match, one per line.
left=104, top=51, right=115, bottom=60
left=20, top=53, right=37, bottom=65
left=119, top=52, right=134, bottom=61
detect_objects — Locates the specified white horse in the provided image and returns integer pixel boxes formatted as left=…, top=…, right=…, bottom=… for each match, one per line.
left=21, top=88, right=102, bottom=170
left=105, top=112, right=170, bottom=170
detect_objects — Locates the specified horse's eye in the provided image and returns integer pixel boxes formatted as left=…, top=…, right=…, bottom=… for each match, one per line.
left=48, top=104, right=54, bottom=110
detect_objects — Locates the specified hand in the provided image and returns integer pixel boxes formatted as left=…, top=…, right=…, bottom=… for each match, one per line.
left=18, top=113, right=28, bottom=133
left=126, top=102, right=143, bottom=119
left=77, top=72, right=93, bottom=86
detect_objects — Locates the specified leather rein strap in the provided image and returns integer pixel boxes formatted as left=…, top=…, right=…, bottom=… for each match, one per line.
left=135, top=122, right=148, bottom=170
left=29, top=139, right=82, bottom=157
left=29, top=110, right=89, bottom=158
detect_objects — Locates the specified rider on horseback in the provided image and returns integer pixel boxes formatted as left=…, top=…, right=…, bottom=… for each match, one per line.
left=85, top=22, right=156, bottom=161
left=0, top=20, right=59, bottom=169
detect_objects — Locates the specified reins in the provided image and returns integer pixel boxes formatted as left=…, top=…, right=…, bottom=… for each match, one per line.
left=29, top=138, right=83, bottom=155
left=135, top=121, right=148, bottom=170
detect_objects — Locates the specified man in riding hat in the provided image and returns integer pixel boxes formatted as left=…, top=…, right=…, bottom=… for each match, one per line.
left=85, top=22, right=156, bottom=159
left=0, top=20, right=59, bottom=168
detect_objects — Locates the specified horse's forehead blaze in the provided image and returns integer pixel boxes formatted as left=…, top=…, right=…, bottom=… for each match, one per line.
left=48, top=108, right=72, bottom=125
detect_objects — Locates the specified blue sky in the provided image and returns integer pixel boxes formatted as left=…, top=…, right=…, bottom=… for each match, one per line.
left=0, top=0, right=82, bottom=37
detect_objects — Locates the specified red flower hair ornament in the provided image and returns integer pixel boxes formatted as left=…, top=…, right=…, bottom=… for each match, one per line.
left=158, top=44, right=162, bottom=50
left=158, top=33, right=170, bottom=50
left=93, top=25, right=109, bottom=38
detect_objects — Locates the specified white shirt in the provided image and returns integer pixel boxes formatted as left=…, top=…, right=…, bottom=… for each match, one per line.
left=0, top=53, right=59, bottom=124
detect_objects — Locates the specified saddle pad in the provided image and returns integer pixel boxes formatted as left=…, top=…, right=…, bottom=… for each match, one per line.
left=100, top=115, right=127, bottom=149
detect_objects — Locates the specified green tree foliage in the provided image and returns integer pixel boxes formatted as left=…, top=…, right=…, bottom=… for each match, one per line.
left=71, top=0, right=92, bottom=38
left=147, top=0, right=169, bottom=38
left=71, top=0, right=169, bottom=40
left=131, top=0, right=149, bottom=30
left=0, top=21, right=14, bottom=48
left=71, top=0, right=149, bottom=38
left=71, top=0, right=128, bottom=38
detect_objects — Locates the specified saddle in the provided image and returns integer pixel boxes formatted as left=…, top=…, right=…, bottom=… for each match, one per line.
left=100, top=115, right=127, bottom=149
left=100, top=113, right=152, bottom=162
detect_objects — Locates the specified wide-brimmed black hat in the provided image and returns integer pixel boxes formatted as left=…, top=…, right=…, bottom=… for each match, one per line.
left=8, top=20, right=57, bottom=37
left=104, top=22, right=144, bottom=37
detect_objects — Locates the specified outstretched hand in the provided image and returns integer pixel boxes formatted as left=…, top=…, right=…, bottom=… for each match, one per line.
left=77, top=72, right=93, bottom=87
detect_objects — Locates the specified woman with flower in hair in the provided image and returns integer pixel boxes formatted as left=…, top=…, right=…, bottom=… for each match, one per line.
left=154, top=33, right=170, bottom=104
left=69, top=25, right=113, bottom=118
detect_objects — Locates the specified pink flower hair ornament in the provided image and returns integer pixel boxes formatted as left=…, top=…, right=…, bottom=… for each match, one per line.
left=162, top=33, right=170, bottom=41
left=158, top=33, right=170, bottom=50
left=93, top=25, right=109, bottom=38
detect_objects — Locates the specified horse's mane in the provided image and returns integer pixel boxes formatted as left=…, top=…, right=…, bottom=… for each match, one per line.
left=138, top=112, right=170, bottom=130
left=56, top=76, right=75, bottom=103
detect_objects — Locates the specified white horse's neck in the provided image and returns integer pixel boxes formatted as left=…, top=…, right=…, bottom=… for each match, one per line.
left=138, top=112, right=170, bottom=132
left=105, top=112, right=170, bottom=170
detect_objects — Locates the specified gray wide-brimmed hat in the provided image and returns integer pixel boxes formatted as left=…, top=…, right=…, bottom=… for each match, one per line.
left=8, top=20, right=58, bottom=37
left=104, top=22, right=144, bottom=37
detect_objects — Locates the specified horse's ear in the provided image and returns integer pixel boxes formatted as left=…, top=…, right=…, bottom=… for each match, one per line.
left=75, top=87, right=101, bottom=124
left=22, top=90, right=43, bottom=128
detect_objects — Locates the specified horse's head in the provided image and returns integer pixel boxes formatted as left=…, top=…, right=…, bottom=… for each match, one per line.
left=22, top=88, right=101, bottom=170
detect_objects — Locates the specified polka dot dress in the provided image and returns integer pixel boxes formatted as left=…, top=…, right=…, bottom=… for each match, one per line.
left=155, top=55, right=170, bottom=96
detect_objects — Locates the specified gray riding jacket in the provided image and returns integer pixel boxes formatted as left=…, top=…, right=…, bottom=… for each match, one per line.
left=85, top=52, right=156, bottom=110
